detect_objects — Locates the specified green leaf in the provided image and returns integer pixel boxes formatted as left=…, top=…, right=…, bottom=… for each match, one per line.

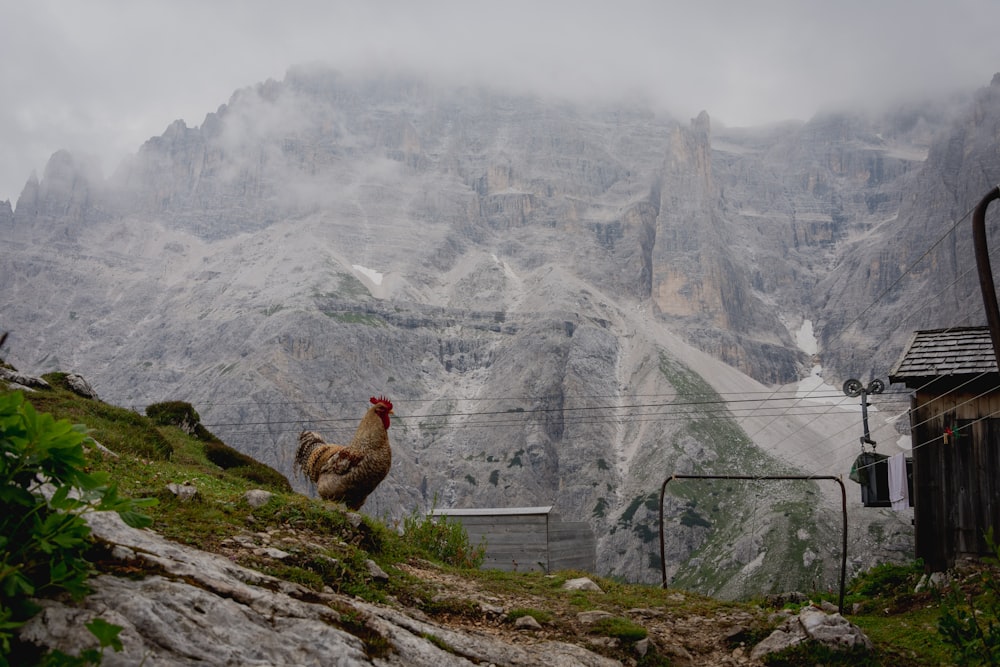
left=117, top=508, right=154, bottom=529
left=85, top=617, right=124, bottom=652
left=2, top=571, right=34, bottom=598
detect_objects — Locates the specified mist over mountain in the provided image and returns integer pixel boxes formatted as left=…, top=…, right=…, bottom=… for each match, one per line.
left=3, top=66, right=998, bottom=592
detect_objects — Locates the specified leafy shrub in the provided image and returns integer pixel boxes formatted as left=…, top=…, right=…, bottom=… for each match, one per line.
left=145, top=401, right=201, bottom=429
left=0, top=391, right=156, bottom=663
left=847, top=559, right=926, bottom=614
left=849, top=560, right=924, bottom=598
left=938, top=533, right=1000, bottom=666
left=145, top=400, right=223, bottom=444
left=402, top=507, right=486, bottom=569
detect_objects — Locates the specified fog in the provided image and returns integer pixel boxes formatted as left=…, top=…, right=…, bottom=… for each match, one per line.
left=1, top=0, right=997, bottom=203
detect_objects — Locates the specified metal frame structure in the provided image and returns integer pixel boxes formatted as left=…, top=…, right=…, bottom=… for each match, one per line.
left=973, top=185, right=1000, bottom=369
left=658, top=473, right=848, bottom=613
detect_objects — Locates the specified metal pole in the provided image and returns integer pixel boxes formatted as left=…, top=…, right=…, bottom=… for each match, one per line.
left=858, top=389, right=874, bottom=447
left=973, top=185, right=1000, bottom=372
left=659, top=473, right=848, bottom=614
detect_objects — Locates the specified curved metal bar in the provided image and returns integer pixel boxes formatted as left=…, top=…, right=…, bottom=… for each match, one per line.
left=972, top=185, right=1000, bottom=371
left=659, top=473, right=848, bottom=614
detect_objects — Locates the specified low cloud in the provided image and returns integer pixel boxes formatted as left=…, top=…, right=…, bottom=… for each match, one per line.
left=1, top=0, right=998, bottom=203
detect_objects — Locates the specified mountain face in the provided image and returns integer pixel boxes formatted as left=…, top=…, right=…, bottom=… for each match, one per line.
left=3, top=66, right=997, bottom=592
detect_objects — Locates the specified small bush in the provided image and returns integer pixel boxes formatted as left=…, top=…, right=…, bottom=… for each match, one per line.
left=145, top=401, right=201, bottom=428
left=145, top=401, right=224, bottom=444
left=402, top=507, right=486, bottom=569
left=849, top=560, right=924, bottom=598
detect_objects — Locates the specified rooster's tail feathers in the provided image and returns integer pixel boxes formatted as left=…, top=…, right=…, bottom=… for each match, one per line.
left=295, top=430, right=326, bottom=478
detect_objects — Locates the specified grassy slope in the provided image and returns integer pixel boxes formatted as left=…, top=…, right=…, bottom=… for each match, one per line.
left=7, top=377, right=957, bottom=666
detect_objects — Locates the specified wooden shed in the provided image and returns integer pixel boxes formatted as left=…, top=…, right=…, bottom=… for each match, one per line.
left=430, top=506, right=596, bottom=573
left=888, top=326, right=1000, bottom=571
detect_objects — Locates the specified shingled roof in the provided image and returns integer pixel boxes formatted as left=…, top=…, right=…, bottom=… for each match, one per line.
left=888, top=326, right=999, bottom=384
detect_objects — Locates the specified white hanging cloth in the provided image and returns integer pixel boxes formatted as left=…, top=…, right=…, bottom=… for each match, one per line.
left=887, top=452, right=909, bottom=511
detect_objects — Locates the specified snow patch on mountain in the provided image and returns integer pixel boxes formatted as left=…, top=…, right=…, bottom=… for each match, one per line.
left=352, top=264, right=383, bottom=286
left=795, top=319, right=818, bottom=356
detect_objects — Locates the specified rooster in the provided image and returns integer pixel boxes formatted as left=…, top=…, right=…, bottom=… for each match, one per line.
left=295, top=396, right=393, bottom=510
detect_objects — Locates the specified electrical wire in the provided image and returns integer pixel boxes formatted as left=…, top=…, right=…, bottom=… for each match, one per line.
left=144, top=186, right=1000, bottom=494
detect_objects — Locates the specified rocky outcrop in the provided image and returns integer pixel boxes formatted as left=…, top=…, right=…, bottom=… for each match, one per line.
left=750, top=606, right=872, bottom=662
left=18, top=510, right=619, bottom=666
left=0, top=366, right=51, bottom=391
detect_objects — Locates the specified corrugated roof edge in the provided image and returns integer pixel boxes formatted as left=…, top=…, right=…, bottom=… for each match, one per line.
left=430, top=506, right=554, bottom=516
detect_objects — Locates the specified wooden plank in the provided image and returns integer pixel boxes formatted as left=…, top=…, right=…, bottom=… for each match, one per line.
left=548, top=521, right=596, bottom=572
left=468, top=533, right=547, bottom=548
left=913, top=407, right=947, bottom=570
left=443, top=514, right=547, bottom=526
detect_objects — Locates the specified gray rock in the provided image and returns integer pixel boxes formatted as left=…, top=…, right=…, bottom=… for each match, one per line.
left=165, top=482, right=197, bottom=502
left=65, top=373, right=98, bottom=399
left=254, top=546, right=292, bottom=560
left=0, top=367, right=50, bottom=389
left=479, top=602, right=505, bottom=616
left=365, top=559, right=390, bottom=581
left=562, top=577, right=604, bottom=593
left=243, top=489, right=273, bottom=508
left=751, top=607, right=872, bottom=661
left=514, top=614, right=542, bottom=631
left=577, top=610, right=614, bottom=624
left=915, top=571, right=949, bottom=593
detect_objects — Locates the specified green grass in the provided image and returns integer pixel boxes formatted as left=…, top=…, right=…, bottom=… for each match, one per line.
left=324, top=312, right=386, bottom=326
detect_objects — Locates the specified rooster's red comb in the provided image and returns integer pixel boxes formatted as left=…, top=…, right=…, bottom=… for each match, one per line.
left=370, top=395, right=393, bottom=410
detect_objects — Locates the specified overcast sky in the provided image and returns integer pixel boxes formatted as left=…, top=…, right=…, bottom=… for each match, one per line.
left=1, top=0, right=997, bottom=204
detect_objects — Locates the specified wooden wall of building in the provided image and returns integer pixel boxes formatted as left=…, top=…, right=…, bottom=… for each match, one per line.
left=911, top=389, right=1000, bottom=571
left=432, top=508, right=597, bottom=574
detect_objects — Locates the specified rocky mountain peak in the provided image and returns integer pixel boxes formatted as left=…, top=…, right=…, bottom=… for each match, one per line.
left=3, top=66, right=992, bottom=589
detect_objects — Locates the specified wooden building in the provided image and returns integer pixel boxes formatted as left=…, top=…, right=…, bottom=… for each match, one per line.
left=430, top=506, right=596, bottom=573
left=888, top=326, right=1000, bottom=571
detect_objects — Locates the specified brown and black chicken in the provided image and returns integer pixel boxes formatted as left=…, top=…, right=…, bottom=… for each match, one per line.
left=295, top=396, right=393, bottom=510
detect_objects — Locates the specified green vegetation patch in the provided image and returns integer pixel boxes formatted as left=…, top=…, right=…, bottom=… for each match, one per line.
left=325, top=311, right=387, bottom=327
left=401, top=506, right=486, bottom=569
left=588, top=616, right=648, bottom=642
left=31, top=375, right=173, bottom=461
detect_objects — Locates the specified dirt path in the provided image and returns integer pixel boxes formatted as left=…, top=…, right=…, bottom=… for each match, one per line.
left=398, top=561, right=769, bottom=666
